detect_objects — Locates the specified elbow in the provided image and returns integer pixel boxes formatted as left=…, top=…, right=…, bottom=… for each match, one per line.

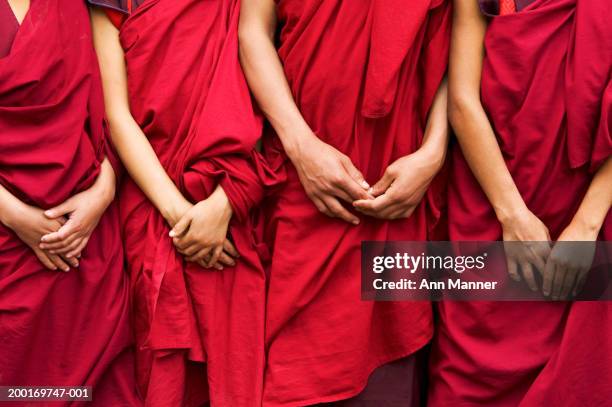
left=238, top=26, right=256, bottom=62
left=448, top=92, right=477, bottom=133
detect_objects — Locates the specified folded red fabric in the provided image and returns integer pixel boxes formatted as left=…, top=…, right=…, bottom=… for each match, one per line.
left=0, top=1, right=139, bottom=405
left=431, top=0, right=612, bottom=405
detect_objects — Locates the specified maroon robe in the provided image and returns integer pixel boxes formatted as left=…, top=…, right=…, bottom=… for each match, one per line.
left=429, top=0, right=612, bottom=406
left=0, top=0, right=140, bottom=405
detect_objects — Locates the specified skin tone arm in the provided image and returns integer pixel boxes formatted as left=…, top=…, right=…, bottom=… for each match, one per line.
left=353, top=79, right=449, bottom=219
left=239, top=0, right=371, bottom=226
left=545, top=157, right=612, bottom=299
left=90, top=8, right=238, bottom=269
left=449, top=0, right=550, bottom=291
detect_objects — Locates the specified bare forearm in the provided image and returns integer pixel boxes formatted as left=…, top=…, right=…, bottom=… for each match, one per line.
left=449, top=0, right=529, bottom=223
left=106, top=111, right=189, bottom=221
left=570, top=157, right=612, bottom=236
left=449, top=101, right=526, bottom=221
left=420, top=78, right=449, bottom=169
left=0, top=184, right=25, bottom=228
left=238, top=1, right=314, bottom=158
left=91, top=8, right=189, bottom=224
left=91, top=158, right=116, bottom=205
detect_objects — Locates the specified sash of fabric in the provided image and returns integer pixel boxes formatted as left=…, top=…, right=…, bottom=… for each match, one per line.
left=114, top=0, right=280, bottom=405
left=0, top=0, right=117, bottom=208
left=482, top=0, right=611, bottom=175
left=362, top=0, right=451, bottom=119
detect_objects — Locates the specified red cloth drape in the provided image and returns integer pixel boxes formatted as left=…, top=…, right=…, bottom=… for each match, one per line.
left=0, top=0, right=19, bottom=58
left=114, top=0, right=280, bottom=405
left=0, top=1, right=140, bottom=405
left=260, top=1, right=451, bottom=405
left=430, top=0, right=612, bottom=405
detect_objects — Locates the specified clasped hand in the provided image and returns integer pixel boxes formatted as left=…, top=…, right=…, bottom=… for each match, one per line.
left=169, top=186, right=239, bottom=270
left=290, top=136, right=441, bottom=223
left=501, top=209, right=597, bottom=299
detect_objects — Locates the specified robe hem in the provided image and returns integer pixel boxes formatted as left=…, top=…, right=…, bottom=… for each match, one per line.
left=264, top=331, right=432, bottom=407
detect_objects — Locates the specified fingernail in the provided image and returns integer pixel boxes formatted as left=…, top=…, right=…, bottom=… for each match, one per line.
left=230, top=261, right=236, bottom=266
left=40, top=236, right=47, bottom=243
left=368, top=187, right=374, bottom=195
left=352, top=219, right=360, bottom=225
left=49, top=250, right=56, bottom=254
left=169, top=230, right=176, bottom=237
left=44, top=210, right=52, bottom=217
left=63, top=267, right=70, bottom=272
left=361, top=180, right=370, bottom=189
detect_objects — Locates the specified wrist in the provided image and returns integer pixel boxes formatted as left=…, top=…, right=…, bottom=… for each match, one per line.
left=415, top=145, right=446, bottom=175
left=278, top=122, right=317, bottom=160
left=92, top=178, right=115, bottom=207
left=0, top=199, right=26, bottom=230
left=210, top=186, right=233, bottom=221
left=568, top=213, right=601, bottom=240
left=495, top=201, right=530, bottom=226
left=161, top=196, right=192, bottom=227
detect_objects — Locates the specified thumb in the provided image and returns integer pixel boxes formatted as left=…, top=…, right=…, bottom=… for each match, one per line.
left=342, top=159, right=369, bottom=190
left=370, top=170, right=395, bottom=197
left=170, top=213, right=192, bottom=237
left=44, top=198, right=76, bottom=219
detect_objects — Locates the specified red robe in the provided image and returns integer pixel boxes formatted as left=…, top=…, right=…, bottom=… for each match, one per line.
left=105, top=0, right=279, bottom=405
left=0, top=1, right=140, bottom=406
left=261, top=1, right=451, bottom=405
left=430, top=0, right=612, bottom=405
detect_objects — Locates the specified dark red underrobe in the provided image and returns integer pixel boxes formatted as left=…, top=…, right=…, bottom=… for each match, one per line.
left=87, top=0, right=145, bottom=28
left=479, top=0, right=536, bottom=15
left=0, top=0, right=19, bottom=57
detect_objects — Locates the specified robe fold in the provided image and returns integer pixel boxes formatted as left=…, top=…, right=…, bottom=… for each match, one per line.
left=429, top=0, right=612, bottom=405
left=94, top=0, right=281, bottom=405
left=0, top=0, right=140, bottom=405
left=261, top=1, right=451, bottom=405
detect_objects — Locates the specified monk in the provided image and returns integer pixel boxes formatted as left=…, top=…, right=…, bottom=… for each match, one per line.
left=239, top=1, right=451, bottom=405
left=429, top=0, right=612, bottom=405
left=89, top=0, right=278, bottom=405
left=0, top=0, right=140, bottom=405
